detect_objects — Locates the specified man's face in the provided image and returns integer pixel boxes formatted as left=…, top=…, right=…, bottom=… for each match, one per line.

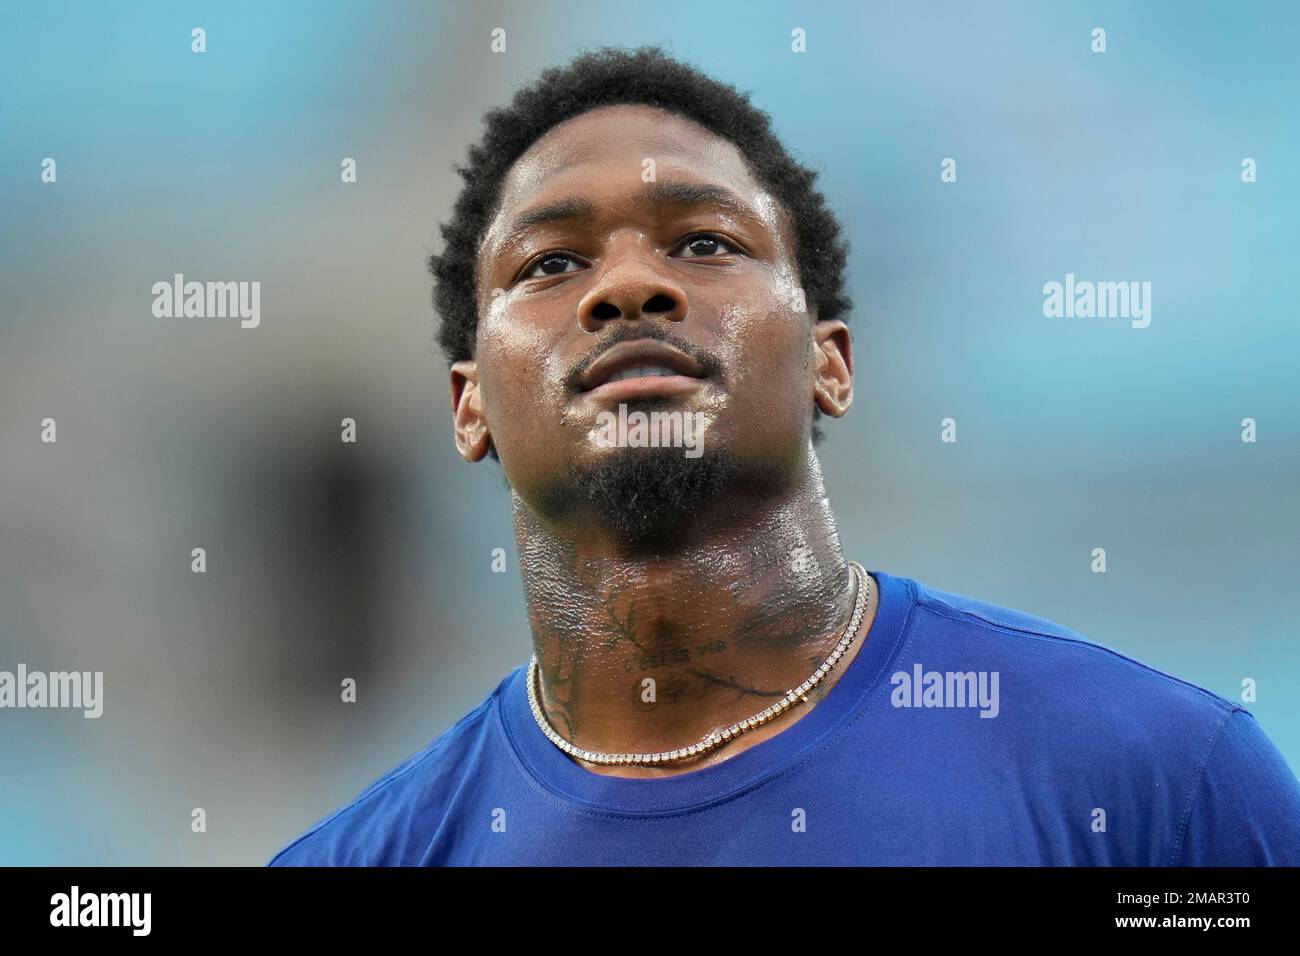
left=452, top=103, right=852, bottom=536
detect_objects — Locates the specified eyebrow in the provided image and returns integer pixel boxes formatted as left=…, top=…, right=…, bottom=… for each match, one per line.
left=498, top=180, right=762, bottom=250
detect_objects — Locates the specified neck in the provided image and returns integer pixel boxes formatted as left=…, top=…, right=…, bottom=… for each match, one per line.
left=513, top=448, right=866, bottom=775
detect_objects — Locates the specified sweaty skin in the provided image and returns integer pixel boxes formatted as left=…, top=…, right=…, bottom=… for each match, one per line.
left=449, top=104, right=875, bottom=778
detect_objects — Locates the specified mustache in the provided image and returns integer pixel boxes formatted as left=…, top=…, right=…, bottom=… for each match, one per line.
left=565, top=325, right=722, bottom=390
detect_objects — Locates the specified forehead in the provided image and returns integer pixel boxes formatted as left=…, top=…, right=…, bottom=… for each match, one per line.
left=479, top=104, right=787, bottom=264
left=504, top=104, right=756, bottom=193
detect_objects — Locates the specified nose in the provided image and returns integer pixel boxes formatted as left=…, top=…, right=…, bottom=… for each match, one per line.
left=577, top=235, right=687, bottom=333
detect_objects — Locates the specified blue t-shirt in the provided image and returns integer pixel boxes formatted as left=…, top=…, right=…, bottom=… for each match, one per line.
left=268, top=570, right=1300, bottom=865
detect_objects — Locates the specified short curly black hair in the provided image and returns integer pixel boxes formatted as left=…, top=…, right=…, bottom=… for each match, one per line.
left=429, top=45, right=852, bottom=447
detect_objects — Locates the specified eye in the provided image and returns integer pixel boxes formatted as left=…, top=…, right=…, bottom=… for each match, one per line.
left=521, top=252, right=586, bottom=280
left=674, top=233, right=738, bottom=258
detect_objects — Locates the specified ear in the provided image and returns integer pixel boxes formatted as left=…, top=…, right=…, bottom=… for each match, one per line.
left=812, top=320, right=853, bottom=417
left=450, top=360, right=492, bottom=462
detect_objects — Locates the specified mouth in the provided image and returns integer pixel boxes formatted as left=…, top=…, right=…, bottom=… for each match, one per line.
left=576, top=340, right=709, bottom=401
left=581, top=365, right=707, bottom=401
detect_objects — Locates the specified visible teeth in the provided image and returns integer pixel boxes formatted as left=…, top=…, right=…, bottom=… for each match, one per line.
left=608, top=365, right=676, bottom=382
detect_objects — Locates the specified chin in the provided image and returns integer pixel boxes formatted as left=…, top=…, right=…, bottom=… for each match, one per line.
left=565, top=443, right=742, bottom=551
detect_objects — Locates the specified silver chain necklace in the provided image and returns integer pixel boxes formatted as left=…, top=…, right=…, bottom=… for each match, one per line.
left=526, top=561, right=871, bottom=767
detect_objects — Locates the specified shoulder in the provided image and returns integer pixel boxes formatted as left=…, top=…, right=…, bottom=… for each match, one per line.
left=896, top=577, right=1244, bottom=780
left=906, top=577, right=1241, bottom=724
left=900, top=577, right=1300, bottom=862
left=267, top=669, right=519, bottom=866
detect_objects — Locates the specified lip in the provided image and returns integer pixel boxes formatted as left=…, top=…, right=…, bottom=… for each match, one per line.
left=577, top=340, right=708, bottom=394
left=581, top=373, right=706, bottom=402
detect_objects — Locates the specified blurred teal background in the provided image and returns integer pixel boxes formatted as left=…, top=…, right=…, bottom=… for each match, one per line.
left=1, top=0, right=1297, bottom=864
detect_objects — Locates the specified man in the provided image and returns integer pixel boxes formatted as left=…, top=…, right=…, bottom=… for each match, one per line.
left=270, top=46, right=1300, bottom=865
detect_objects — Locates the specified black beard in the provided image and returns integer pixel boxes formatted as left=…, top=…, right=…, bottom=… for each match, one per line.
left=564, top=443, right=744, bottom=553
